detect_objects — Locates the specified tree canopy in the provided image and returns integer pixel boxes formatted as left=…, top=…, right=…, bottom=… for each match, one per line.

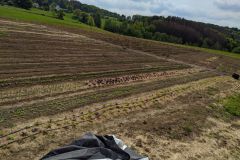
left=13, top=0, right=33, bottom=9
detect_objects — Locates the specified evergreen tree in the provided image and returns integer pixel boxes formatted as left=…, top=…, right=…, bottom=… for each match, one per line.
left=14, top=0, right=33, bottom=9
left=81, top=12, right=89, bottom=24
left=201, top=38, right=210, bottom=48
left=93, top=13, right=101, bottom=28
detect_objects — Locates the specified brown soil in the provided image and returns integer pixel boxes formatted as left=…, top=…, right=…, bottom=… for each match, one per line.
left=0, top=19, right=240, bottom=160
left=0, top=76, right=239, bottom=160
left=0, top=20, right=179, bottom=80
left=61, top=26, right=240, bottom=74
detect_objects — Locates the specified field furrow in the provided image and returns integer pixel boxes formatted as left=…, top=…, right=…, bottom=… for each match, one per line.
left=0, top=19, right=240, bottom=160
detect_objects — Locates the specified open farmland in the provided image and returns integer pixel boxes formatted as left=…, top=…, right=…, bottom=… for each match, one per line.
left=68, top=28, right=240, bottom=74
left=0, top=18, right=240, bottom=160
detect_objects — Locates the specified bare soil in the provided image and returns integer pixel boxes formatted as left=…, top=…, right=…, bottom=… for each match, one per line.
left=63, top=26, right=240, bottom=74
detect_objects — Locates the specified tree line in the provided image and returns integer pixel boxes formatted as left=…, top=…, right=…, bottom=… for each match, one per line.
left=1, top=0, right=240, bottom=53
left=103, top=15, right=240, bottom=53
left=1, top=0, right=33, bottom=9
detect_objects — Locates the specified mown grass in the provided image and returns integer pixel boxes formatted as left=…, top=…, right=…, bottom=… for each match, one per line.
left=223, top=94, right=240, bottom=116
left=1, top=6, right=240, bottom=59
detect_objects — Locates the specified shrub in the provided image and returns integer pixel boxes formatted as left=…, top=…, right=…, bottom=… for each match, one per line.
left=56, top=10, right=65, bottom=20
left=232, top=46, right=240, bottom=54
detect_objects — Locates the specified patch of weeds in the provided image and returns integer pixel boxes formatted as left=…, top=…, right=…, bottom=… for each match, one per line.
left=14, top=108, right=25, bottom=116
left=223, top=94, right=240, bottom=116
left=217, top=64, right=234, bottom=73
left=183, top=125, right=193, bottom=134
left=7, top=135, right=15, bottom=141
left=0, top=31, right=5, bottom=37
left=209, top=103, right=232, bottom=121
left=0, top=31, right=7, bottom=38
left=0, top=115, right=5, bottom=123
left=0, top=130, right=4, bottom=137
left=207, top=86, right=219, bottom=96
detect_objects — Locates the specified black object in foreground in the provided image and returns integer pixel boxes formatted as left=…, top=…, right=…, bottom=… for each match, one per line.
left=232, top=73, right=240, bottom=80
left=41, top=133, right=149, bottom=160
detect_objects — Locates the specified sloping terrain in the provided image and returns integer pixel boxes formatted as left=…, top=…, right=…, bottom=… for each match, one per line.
left=66, top=28, right=240, bottom=74
left=0, top=19, right=240, bottom=160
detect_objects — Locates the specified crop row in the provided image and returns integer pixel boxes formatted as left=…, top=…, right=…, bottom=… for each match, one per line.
left=0, top=65, right=188, bottom=89
left=0, top=70, right=217, bottom=128
left=0, top=75, right=232, bottom=149
left=0, top=68, right=200, bottom=107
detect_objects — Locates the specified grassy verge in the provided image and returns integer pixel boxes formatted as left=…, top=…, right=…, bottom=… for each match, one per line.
left=0, top=5, right=102, bottom=32
left=143, top=39, right=240, bottom=59
left=223, top=94, right=240, bottom=116
left=173, top=44, right=240, bottom=59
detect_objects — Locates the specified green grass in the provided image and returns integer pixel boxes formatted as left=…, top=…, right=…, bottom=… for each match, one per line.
left=7, top=135, right=15, bottom=141
left=0, top=5, right=102, bottom=32
left=182, top=45, right=240, bottom=59
left=0, top=30, right=6, bottom=37
left=183, top=124, right=193, bottom=133
left=0, top=5, right=239, bottom=59
left=224, top=94, right=240, bottom=116
left=155, top=41, right=240, bottom=59
left=0, top=115, right=4, bottom=123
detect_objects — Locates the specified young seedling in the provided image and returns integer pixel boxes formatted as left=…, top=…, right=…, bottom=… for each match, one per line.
left=0, top=130, right=4, bottom=137
left=7, top=135, right=15, bottom=141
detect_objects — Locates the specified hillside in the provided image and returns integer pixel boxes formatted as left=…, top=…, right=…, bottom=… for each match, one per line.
left=1, top=0, right=240, bottom=54
left=0, top=4, right=240, bottom=160
left=0, top=5, right=240, bottom=60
